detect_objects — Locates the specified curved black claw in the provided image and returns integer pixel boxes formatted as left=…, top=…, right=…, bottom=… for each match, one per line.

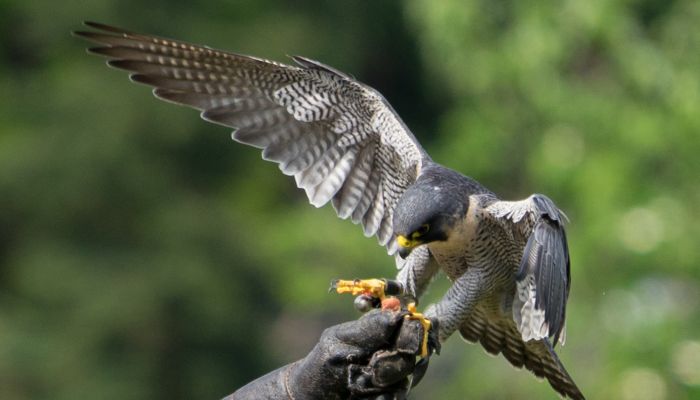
left=411, top=357, right=430, bottom=388
left=427, top=318, right=441, bottom=356
left=411, top=319, right=439, bottom=389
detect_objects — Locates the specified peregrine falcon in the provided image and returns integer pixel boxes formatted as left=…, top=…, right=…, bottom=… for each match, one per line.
left=75, top=22, right=585, bottom=399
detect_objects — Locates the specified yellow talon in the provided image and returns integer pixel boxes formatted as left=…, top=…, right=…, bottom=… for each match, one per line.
left=406, top=302, right=431, bottom=358
left=331, top=278, right=387, bottom=299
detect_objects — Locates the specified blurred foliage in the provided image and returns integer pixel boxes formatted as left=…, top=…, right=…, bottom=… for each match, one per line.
left=0, top=0, right=698, bottom=399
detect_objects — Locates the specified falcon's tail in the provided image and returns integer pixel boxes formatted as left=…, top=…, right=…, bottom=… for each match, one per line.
left=459, top=310, right=585, bottom=400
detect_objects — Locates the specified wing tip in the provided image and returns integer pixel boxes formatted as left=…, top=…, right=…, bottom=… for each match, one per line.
left=73, top=21, right=128, bottom=41
left=107, top=59, right=133, bottom=71
left=129, top=73, right=156, bottom=86
left=71, top=29, right=92, bottom=39
left=83, top=21, right=107, bottom=29
left=308, top=197, right=326, bottom=208
left=82, top=21, right=131, bottom=35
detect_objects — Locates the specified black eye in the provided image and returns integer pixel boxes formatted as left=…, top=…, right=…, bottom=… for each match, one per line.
left=417, top=224, right=430, bottom=235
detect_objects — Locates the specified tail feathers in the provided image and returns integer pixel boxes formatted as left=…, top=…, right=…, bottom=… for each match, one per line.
left=459, top=309, right=585, bottom=400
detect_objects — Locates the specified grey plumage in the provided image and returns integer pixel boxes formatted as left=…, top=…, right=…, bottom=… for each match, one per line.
left=419, top=190, right=579, bottom=398
left=395, top=246, right=440, bottom=300
left=76, top=21, right=426, bottom=254
left=75, top=22, right=584, bottom=400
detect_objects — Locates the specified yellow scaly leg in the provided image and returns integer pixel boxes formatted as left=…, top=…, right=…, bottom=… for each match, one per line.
left=331, top=278, right=387, bottom=299
left=406, top=302, right=431, bottom=358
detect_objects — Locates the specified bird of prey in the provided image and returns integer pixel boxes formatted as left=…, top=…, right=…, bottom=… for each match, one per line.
left=75, top=22, right=585, bottom=399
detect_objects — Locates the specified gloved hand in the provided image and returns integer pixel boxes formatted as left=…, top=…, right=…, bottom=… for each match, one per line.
left=227, top=309, right=435, bottom=400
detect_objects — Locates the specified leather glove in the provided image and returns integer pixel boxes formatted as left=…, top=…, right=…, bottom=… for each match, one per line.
left=227, top=309, right=432, bottom=399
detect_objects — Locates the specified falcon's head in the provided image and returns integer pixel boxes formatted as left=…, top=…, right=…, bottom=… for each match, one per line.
left=393, top=173, right=471, bottom=259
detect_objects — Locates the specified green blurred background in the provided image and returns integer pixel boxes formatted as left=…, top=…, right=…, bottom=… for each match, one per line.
left=1, top=0, right=699, bottom=399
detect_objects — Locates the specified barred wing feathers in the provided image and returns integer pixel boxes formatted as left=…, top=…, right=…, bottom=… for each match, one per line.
left=487, top=194, right=571, bottom=346
left=75, top=22, right=429, bottom=254
left=461, top=196, right=580, bottom=398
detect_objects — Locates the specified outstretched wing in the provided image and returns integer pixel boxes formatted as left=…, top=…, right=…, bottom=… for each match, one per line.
left=487, top=194, right=570, bottom=346
left=74, top=22, right=430, bottom=254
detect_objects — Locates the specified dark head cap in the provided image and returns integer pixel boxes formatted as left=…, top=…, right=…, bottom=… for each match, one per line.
left=393, top=169, right=474, bottom=257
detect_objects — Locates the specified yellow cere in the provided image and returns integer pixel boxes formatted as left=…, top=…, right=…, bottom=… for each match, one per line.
left=397, top=235, right=416, bottom=248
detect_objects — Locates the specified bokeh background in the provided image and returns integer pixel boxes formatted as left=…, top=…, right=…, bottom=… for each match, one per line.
left=1, top=0, right=699, bottom=399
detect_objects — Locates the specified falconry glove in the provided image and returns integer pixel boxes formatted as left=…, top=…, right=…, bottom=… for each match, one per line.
left=226, top=309, right=432, bottom=400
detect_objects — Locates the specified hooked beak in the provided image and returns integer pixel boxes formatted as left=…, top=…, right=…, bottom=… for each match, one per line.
left=397, top=235, right=420, bottom=259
